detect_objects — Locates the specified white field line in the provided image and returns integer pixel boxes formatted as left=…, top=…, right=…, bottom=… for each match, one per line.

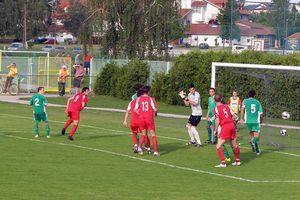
left=2, top=98, right=300, bottom=130
left=2, top=133, right=300, bottom=183
left=0, top=113, right=300, bottom=158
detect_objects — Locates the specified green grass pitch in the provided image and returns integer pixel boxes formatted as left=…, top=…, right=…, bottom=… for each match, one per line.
left=0, top=101, right=300, bottom=200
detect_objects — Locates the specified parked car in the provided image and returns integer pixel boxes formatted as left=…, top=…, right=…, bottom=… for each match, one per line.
left=232, top=45, right=249, bottom=53
left=72, top=47, right=83, bottom=53
left=42, top=45, right=54, bottom=52
left=43, top=39, right=58, bottom=44
left=34, top=37, right=48, bottom=44
left=199, top=43, right=209, bottom=49
left=8, top=42, right=24, bottom=51
left=54, top=46, right=66, bottom=53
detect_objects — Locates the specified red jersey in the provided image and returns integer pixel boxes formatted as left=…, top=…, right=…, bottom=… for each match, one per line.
left=135, top=95, right=157, bottom=119
left=127, top=99, right=139, bottom=124
left=214, top=104, right=234, bottom=126
left=68, top=93, right=89, bottom=112
left=83, top=54, right=93, bottom=62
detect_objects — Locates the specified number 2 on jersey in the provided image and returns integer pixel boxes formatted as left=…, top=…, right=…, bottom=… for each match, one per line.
left=34, top=98, right=40, bottom=106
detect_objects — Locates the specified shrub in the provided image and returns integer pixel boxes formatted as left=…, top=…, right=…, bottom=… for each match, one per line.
left=94, top=62, right=120, bottom=96
left=115, top=59, right=149, bottom=99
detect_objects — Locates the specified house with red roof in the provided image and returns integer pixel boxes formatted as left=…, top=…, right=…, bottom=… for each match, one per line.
left=179, top=0, right=275, bottom=48
left=287, top=32, right=300, bottom=51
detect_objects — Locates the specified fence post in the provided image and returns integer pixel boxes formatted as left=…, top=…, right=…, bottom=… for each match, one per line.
left=89, top=58, right=93, bottom=91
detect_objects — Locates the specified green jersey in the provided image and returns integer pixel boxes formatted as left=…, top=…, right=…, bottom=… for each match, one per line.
left=208, top=96, right=216, bottom=117
left=131, top=92, right=137, bottom=100
left=242, top=98, right=263, bottom=123
left=29, top=94, right=47, bottom=114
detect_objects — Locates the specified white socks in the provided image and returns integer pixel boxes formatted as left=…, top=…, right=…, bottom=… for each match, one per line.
left=190, top=126, right=201, bottom=145
left=187, top=127, right=195, bottom=142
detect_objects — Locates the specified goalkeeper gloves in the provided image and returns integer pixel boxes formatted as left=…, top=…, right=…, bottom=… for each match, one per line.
left=178, top=90, right=187, bottom=100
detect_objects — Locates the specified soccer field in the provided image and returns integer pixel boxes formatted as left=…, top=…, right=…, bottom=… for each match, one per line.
left=0, top=102, right=300, bottom=200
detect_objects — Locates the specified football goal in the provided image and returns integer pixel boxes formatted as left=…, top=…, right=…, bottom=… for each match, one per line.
left=211, top=62, right=300, bottom=149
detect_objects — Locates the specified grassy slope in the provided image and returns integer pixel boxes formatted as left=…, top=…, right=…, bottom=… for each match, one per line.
left=0, top=102, right=300, bottom=200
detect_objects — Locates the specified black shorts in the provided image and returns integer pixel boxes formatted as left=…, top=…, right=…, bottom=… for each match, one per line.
left=188, top=115, right=202, bottom=127
left=73, top=78, right=81, bottom=87
left=84, top=62, right=90, bottom=69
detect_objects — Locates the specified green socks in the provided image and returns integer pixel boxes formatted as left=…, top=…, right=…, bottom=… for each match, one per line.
left=222, top=145, right=230, bottom=159
left=252, top=137, right=260, bottom=153
left=34, top=122, right=39, bottom=135
left=45, top=124, right=50, bottom=136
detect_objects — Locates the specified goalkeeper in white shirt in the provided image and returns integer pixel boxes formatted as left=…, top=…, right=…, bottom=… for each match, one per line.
left=179, top=83, right=203, bottom=147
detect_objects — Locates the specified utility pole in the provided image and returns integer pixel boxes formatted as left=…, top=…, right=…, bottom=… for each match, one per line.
left=230, top=0, right=233, bottom=48
left=23, top=1, right=28, bottom=49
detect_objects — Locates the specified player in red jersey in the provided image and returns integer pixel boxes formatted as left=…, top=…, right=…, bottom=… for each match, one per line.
left=213, top=94, right=241, bottom=167
left=123, top=89, right=151, bottom=153
left=61, top=87, right=90, bottom=141
left=134, top=86, right=159, bottom=156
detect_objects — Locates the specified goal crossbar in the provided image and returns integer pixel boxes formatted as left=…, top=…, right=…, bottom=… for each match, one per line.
left=211, top=62, right=300, bottom=88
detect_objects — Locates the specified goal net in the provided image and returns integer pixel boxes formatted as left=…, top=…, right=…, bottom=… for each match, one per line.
left=211, top=62, right=300, bottom=150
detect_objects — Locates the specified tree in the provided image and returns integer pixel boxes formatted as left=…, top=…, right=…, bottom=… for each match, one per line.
left=0, top=0, right=49, bottom=39
left=64, top=0, right=184, bottom=59
left=217, top=0, right=240, bottom=46
left=269, top=0, right=289, bottom=47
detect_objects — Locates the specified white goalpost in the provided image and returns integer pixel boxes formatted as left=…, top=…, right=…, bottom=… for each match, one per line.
left=210, top=62, right=300, bottom=149
left=211, top=62, right=300, bottom=88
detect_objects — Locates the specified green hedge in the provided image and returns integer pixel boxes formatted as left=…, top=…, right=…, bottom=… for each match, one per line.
left=151, top=51, right=300, bottom=120
left=94, top=59, right=149, bottom=99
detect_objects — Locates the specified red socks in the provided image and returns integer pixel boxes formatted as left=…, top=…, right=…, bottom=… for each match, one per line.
left=69, top=125, right=78, bottom=137
left=145, top=135, right=151, bottom=148
left=64, top=119, right=73, bottom=129
left=152, top=135, right=158, bottom=152
left=139, top=135, right=145, bottom=149
left=217, top=147, right=225, bottom=162
left=234, top=146, right=240, bottom=161
left=132, top=133, right=138, bottom=145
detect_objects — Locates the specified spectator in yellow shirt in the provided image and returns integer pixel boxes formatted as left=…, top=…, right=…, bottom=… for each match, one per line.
left=3, top=63, right=18, bottom=94
left=58, top=65, right=69, bottom=96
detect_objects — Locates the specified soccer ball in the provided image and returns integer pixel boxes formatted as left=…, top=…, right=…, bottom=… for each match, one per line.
left=282, top=112, right=290, bottom=120
left=280, top=129, right=287, bottom=136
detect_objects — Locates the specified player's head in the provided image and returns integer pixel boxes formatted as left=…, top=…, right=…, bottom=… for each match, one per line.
left=37, top=86, right=45, bottom=94
left=209, top=87, right=215, bottom=97
left=214, top=94, right=223, bottom=103
left=62, top=65, right=67, bottom=70
left=12, top=63, right=16, bottom=67
left=141, top=86, right=150, bottom=95
left=188, top=83, right=195, bottom=94
left=248, top=90, right=256, bottom=98
left=82, top=87, right=90, bottom=95
left=133, top=83, right=143, bottom=92
left=137, top=89, right=143, bottom=97
left=232, top=90, right=238, bottom=97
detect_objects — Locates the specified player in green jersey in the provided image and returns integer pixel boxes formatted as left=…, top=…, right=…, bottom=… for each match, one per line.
left=29, top=87, right=50, bottom=138
left=240, top=90, right=263, bottom=155
left=206, top=88, right=217, bottom=144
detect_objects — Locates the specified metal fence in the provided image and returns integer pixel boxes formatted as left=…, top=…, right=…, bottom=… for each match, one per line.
left=0, top=52, right=172, bottom=93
